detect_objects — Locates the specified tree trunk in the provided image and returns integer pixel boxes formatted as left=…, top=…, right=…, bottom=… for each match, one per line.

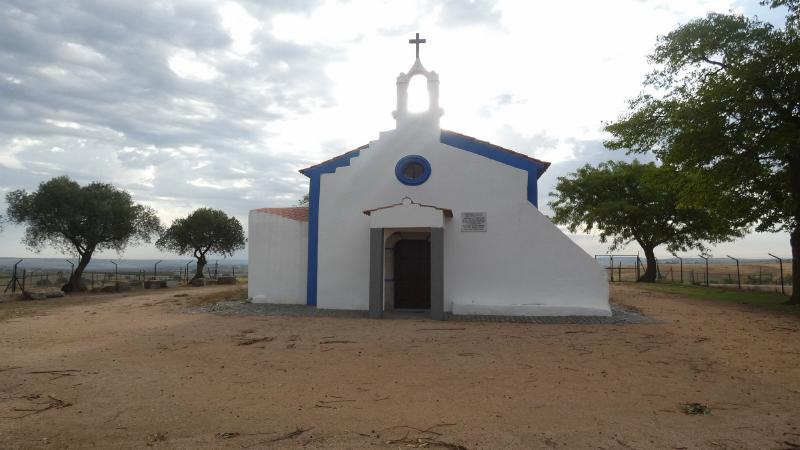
left=62, top=253, right=92, bottom=292
left=789, top=225, right=799, bottom=304
left=193, top=253, right=207, bottom=280
left=639, top=246, right=657, bottom=283
left=787, top=150, right=800, bottom=303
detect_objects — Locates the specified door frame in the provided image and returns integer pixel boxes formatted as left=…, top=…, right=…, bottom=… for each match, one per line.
left=369, top=227, right=444, bottom=320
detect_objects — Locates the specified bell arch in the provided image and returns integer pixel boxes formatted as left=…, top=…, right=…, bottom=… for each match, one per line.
left=392, top=58, right=444, bottom=128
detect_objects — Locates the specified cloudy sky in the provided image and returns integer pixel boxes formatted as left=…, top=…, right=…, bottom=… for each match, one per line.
left=0, top=0, right=791, bottom=260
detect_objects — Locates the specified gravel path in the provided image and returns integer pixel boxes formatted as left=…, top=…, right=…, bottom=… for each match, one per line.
left=191, top=300, right=659, bottom=324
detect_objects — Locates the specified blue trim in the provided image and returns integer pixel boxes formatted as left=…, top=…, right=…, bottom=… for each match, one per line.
left=305, top=176, right=320, bottom=306
left=300, top=146, right=364, bottom=178
left=395, top=155, right=431, bottom=186
left=440, top=130, right=547, bottom=207
left=300, top=146, right=365, bottom=307
left=299, top=130, right=547, bottom=307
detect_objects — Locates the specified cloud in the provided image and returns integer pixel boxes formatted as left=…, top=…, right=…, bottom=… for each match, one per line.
left=0, top=0, right=787, bottom=259
left=0, top=0, right=342, bottom=258
left=435, top=0, right=501, bottom=27
left=0, top=1, right=335, bottom=210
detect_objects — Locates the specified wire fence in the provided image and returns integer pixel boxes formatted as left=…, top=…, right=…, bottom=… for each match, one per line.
left=1, top=261, right=248, bottom=295
left=595, top=254, right=793, bottom=295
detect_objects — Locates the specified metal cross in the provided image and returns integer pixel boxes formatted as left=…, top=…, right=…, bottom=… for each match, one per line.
left=409, top=32, right=426, bottom=59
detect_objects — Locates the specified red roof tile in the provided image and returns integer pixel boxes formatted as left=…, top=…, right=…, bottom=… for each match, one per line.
left=254, top=207, right=309, bottom=222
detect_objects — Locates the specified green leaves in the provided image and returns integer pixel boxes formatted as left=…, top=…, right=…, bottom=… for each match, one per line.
left=548, top=161, right=746, bottom=254
left=605, top=4, right=800, bottom=233
left=5, top=176, right=161, bottom=256
left=156, top=208, right=245, bottom=258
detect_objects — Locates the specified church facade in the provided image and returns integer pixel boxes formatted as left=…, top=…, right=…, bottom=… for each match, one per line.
left=249, top=42, right=609, bottom=319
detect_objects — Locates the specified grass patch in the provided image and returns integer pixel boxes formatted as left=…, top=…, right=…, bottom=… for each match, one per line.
left=680, top=402, right=711, bottom=416
left=636, top=282, right=798, bottom=312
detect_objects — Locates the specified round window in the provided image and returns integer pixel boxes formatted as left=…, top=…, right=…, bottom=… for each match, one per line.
left=395, top=155, right=431, bottom=186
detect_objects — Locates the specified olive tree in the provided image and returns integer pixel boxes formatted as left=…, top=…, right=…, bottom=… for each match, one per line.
left=549, top=161, right=747, bottom=281
left=6, top=176, right=161, bottom=292
left=156, top=208, right=245, bottom=280
left=604, top=2, right=800, bottom=300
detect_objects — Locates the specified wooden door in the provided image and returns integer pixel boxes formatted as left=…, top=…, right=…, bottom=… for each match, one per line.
left=394, top=240, right=431, bottom=309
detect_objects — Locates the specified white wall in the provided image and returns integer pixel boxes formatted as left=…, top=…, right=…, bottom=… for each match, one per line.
left=315, top=117, right=609, bottom=316
left=248, top=210, right=308, bottom=304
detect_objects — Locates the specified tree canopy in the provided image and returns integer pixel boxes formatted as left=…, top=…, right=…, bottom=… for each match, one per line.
left=5, top=176, right=161, bottom=291
left=156, top=208, right=245, bottom=279
left=298, top=194, right=309, bottom=206
left=549, top=160, right=747, bottom=281
left=604, top=2, right=800, bottom=300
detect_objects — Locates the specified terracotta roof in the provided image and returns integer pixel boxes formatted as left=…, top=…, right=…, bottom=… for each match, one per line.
left=254, top=207, right=309, bottom=222
left=441, top=129, right=551, bottom=171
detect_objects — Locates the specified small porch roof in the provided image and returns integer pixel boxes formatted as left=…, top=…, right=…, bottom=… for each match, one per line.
left=363, top=198, right=452, bottom=229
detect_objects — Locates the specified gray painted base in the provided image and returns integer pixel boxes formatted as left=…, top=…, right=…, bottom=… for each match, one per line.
left=368, top=228, right=383, bottom=319
left=195, top=302, right=659, bottom=324
left=430, top=228, right=444, bottom=320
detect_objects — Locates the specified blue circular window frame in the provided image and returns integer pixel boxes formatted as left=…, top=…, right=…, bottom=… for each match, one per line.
left=395, top=155, right=431, bottom=186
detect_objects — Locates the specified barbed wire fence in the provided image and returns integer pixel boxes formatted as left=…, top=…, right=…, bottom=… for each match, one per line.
left=594, top=253, right=792, bottom=294
left=1, top=259, right=248, bottom=295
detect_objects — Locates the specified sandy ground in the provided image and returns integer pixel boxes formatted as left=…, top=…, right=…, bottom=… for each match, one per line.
left=0, top=285, right=799, bottom=450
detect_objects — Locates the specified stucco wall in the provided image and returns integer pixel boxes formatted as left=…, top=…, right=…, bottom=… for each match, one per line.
left=248, top=210, right=308, bottom=304
left=315, top=118, right=609, bottom=315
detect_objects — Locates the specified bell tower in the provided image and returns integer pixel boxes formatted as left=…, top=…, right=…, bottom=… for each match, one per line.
left=392, top=33, right=444, bottom=129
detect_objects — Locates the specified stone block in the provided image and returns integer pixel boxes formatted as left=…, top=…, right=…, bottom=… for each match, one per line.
left=22, top=290, right=47, bottom=300
left=22, top=288, right=65, bottom=300
left=144, top=279, right=167, bottom=289
left=217, top=276, right=236, bottom=285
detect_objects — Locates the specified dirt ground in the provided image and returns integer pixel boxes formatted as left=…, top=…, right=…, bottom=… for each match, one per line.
left=0, top=284, right=799, bottom=450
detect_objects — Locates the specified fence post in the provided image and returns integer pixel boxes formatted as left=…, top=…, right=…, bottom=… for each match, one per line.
left=185, top=260, right=193, bottom=285
left=609, top=256, right=614, bottom=282
left=699, top=255, right=710, bottom=287
left=726, top=255, right=740, bottom=289
left=768, top=253, right=785, bottom=295
left=109, top=261, right=119, bottom=287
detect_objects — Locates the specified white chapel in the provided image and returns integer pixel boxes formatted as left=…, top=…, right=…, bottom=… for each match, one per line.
left=248, top=35, right=610, bottom=319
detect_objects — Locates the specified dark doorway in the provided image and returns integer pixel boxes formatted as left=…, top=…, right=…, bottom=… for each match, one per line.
left=394, top=239, right=431, bottom=309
